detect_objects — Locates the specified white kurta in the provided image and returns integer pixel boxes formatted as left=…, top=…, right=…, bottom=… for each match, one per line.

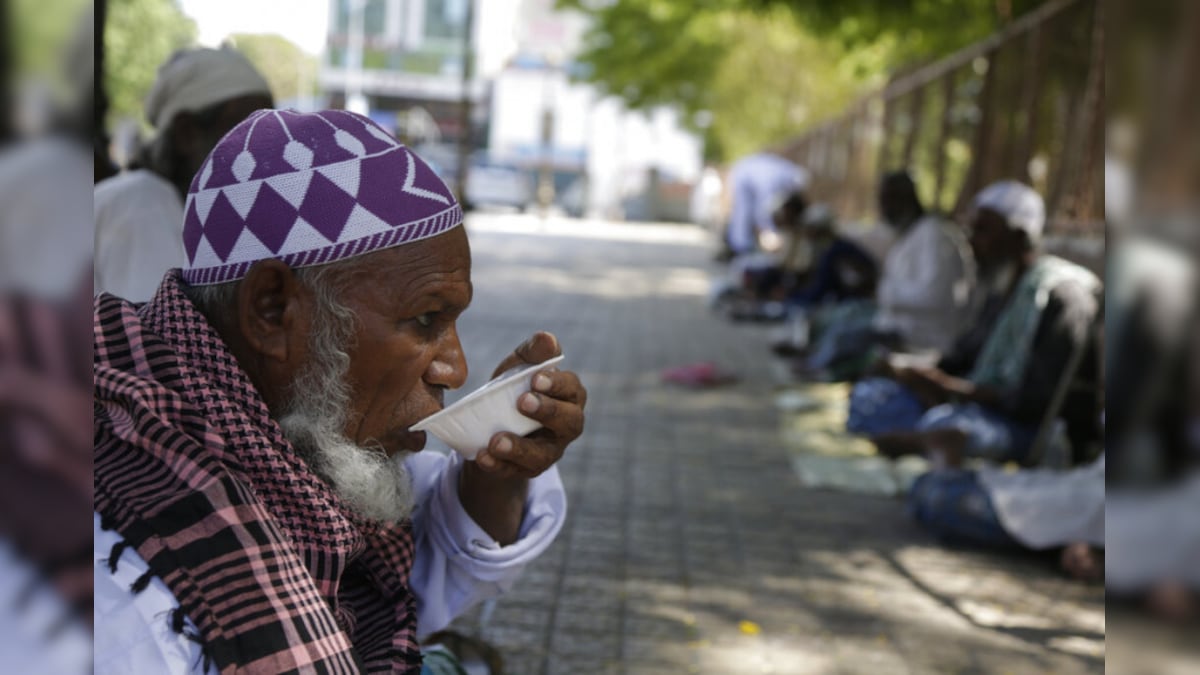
left=873, top=214, right=974, bottom=353
left=94, top=169, right=188, bottom=303
left=977, top=456, right=1105, bottom=550
left=94, top=451, right=566, bottom=674
left=0, top=138, right=93, bottom=299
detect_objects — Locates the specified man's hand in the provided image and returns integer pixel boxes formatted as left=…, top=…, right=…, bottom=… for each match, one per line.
left=476, top=331, right=587, bottom=478
left=894, top=365, right=951, bottom=408
left=458, top=331, right=586, bottom=544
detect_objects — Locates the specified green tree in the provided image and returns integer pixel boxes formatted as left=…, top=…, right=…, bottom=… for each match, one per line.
left=226, top=33, right=319, bottom=104
left=561, top=0, right=1056, bottom=161
left=560, top=1, right=887, bottom=162
left=10, top=0, right=92, bottom=78
left=104, top=0, right=197, bottom=128
left=756, top=0, right=1050, bottom=62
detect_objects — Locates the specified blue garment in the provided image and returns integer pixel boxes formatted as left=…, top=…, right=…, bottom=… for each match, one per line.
left=788, top=238, right=877, bottom=307
left=908, top=470, right=1018, bottom=548
left=847, top=377, right=926, bottom=435
left=916, top=403, right=1038, bottom=463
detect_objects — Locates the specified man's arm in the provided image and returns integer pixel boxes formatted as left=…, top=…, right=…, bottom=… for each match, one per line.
left=407, top=452, right=566, bottom=638
left=909, top=282, right=1097, bottom=417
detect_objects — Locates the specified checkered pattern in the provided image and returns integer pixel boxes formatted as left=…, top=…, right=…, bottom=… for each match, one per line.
left=182, top=109, right=462, bottom=286
left=94, top=272, right=422, bottom=673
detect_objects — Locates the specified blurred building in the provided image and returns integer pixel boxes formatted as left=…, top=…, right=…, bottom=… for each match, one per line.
left=320, top=0, right=702, bottom=220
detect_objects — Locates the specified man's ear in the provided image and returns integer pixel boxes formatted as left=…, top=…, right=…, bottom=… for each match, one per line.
left=237, top=260, right=305, bottom=364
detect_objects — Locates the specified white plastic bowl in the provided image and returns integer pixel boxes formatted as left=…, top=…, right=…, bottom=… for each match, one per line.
left=409, top=354, right=565, bottom=460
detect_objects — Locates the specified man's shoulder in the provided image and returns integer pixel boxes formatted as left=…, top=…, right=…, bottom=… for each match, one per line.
left=95, top=170, right=179, bottom=208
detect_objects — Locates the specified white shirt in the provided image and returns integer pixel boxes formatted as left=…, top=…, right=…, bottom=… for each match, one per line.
left=873, top=214, right=974, bottom=352
left=94, top=169, right=188, bottom=303
left=1105, top=471, right=1200, bottom=592
left=0, top=137, right=92, bottom=299
left=0, top=540, right=92, bottom=675
left=94, top=451, right=566, bottom=674
left=977, top=456, right=1104, bottom=550
left=726, top=154, right=808, bottom=253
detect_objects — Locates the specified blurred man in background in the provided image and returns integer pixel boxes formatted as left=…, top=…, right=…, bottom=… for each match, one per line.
left=722, top=151, right=809, bottom=260
left=0, top=6, right=94, bottom=673
left=800, top=170, right=973, bottom=378
left=852, top=180, right=1101, bottom=466
left=93, top=47, right=273, bottom=303
left=784, top=202, right=879, bottom=308
left=871, top=170, right=975, bottom=354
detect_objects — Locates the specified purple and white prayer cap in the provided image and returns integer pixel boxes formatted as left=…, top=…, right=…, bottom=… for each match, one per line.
left=181, top=109, right=462, bottom=286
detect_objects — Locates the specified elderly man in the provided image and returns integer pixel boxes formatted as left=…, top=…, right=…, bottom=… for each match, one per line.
left=93, top=110, right=585, bottom=673
left=848, top=180, right=1101, bottom=465
left=94, top=47, right=274, bottom=302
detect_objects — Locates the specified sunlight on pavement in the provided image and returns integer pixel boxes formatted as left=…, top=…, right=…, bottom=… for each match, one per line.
left=465, top=212, right=712, bottom=246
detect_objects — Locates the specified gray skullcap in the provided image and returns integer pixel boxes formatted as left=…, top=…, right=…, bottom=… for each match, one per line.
left=973, top=180, right=1046, bottom=243
left=144, top=47, right=272, bottom=130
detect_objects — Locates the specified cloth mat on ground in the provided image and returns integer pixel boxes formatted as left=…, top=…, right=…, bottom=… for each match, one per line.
left=776, top=382, right=929, bottom=497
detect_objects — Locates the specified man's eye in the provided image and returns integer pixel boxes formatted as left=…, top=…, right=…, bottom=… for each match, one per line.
left=415, top=313, right=435, bottom=327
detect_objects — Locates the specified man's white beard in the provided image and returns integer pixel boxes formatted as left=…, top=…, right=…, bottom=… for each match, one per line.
left=277, top=323, right=415, bottom=523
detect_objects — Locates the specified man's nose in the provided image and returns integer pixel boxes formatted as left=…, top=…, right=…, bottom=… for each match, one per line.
left=425, top=327, right=468, bottom=390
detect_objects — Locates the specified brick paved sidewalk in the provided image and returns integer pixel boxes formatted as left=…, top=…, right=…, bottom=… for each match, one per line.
left=446, top=214, right=1104, bottom=675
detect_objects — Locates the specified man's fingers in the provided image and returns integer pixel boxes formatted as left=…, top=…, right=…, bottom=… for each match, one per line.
left=492, top=332, right=561, bottom=378
left=517, top=392, right=586, bottom=440
left=477, top=433, right=557, bottom=478
left=531, top=369, right=587, bottom=407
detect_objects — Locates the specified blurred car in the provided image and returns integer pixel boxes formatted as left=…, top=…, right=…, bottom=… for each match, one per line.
left=464, top=160, right=533, bottom=211
left=414, top=144, right=534, bottom=211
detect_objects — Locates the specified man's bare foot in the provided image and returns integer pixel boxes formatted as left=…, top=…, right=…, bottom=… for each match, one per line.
left=1060, top=542, right=1104, bottom=583
left=1146, top=581, right=1198, bottom=623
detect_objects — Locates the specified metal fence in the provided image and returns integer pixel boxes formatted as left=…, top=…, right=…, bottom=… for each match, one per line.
left=774, top=0, right=1103, bottom=236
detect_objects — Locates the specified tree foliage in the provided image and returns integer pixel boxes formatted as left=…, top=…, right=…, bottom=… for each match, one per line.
left=104, top=0, right=197, bottom=127
left=9, top=0, right=91, bottom=79
left=559, top=1, right=888, bottom=161
left=560, top=0, right=1053, bottom=161
left=226, top=33, right=319, bottom=105
left=755, top=0, right=1051, bottom=62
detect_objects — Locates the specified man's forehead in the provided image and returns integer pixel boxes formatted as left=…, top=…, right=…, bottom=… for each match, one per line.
left=352, top=230, right=472, bottom=289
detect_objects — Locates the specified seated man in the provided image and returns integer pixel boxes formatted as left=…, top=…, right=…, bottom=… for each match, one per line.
left=847, top=180, right=1100, bottom=465
left=802, top=171, right=974, bottom=376
left=871, top=170, right=975, bottom=353
left=93, top=110, right=587, bottom=673
left=737, top=190, right=812, bottom=303
left=95, top=47, right=274, bottom=303
left=785, top=203, right=879, bottom=308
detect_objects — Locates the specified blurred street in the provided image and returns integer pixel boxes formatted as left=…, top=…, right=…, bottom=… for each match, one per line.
left=447, top=212, right=1104, bottom=675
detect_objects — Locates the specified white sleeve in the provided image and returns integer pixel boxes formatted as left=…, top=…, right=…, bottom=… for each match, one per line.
left=406, top=451, right=567, bottom=639
left=727, top=172, right=756, bottom=252
left=93, top=514, right=215, bottom=675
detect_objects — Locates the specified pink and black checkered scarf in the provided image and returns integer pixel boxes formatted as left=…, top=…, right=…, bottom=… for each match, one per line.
left=94, top=271, right=421, bottom=673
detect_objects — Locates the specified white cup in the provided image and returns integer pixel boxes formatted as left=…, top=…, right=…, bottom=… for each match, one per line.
left=409, top=354, right=565, bottom=460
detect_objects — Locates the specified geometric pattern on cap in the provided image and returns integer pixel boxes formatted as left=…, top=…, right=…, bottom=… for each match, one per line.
left=181, top=109, right=462, bottom=286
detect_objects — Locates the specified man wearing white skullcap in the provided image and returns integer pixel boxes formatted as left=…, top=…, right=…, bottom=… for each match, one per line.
left=851, top=179, right=1102, bottom=469
left=94, top=47, right=273, bottom=302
